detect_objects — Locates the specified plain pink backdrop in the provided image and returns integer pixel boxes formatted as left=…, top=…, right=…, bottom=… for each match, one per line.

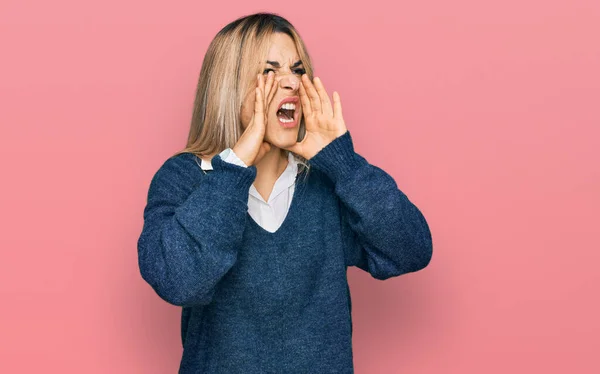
left=1, top=0, right=599, bottom=373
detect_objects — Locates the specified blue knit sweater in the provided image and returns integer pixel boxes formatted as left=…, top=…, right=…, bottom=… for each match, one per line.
left=137, top=130, right=433, bottom=373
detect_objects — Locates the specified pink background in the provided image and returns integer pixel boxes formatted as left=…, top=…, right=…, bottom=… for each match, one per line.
left=1, top=0, right=599, bottom=373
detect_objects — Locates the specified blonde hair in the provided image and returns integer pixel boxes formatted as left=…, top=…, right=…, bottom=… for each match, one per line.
left=173, top=12, right=314, bottom=178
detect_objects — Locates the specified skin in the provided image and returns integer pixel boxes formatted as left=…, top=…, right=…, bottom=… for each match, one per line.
left=214, top=32, right=349, bottom=202
left=237, top=33, right=302, bottom=201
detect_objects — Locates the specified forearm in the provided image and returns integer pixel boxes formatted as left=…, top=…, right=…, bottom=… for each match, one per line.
left=138, top=154, right=256, bottom=306
left=309, top=130, right=433, bottom=279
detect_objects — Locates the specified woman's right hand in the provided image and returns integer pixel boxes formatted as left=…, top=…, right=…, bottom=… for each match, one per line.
left=232, top=71, right=278, bottom=167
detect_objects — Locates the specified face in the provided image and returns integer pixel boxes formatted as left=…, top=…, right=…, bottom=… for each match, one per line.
left=240, top=32, right=305, bottom=149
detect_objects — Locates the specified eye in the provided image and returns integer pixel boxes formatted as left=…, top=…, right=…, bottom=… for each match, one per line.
left=263, top=68, right=306, bottom=75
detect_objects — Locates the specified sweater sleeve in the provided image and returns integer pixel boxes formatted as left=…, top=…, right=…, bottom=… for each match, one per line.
left=220, top=147, right=248, bottom=168
left=308, top=130, right=433, bottom=280
left=137, top=153, right=256, bottom=306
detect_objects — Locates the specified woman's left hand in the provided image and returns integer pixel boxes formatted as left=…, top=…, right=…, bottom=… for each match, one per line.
left=283, top=75, right=347, bottom=160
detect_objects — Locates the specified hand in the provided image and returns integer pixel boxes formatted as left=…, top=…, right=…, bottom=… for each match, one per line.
left=232, top=71, right=279, bottom=166
left=283, top=74, right=347, bottom=160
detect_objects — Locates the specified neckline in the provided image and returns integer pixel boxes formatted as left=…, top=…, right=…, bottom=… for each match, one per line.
left=245, top=175, right=307, bottom=236
left=186, top=151, right=308, bottom=236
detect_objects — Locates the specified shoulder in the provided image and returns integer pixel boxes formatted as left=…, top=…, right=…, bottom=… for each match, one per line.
left=302, top=164, right=334, bottom=190
left=298, top=165, right=337, bottom=204
left=147, top=152, right=205, bottom=201
left=156, top=152, right=202, bottom=178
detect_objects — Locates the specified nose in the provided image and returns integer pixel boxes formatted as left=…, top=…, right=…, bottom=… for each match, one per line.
left=277, top=73, right=300, bottom=92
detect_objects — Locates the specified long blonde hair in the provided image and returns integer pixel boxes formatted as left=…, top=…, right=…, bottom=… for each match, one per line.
left=173, top=12, right=314, bottom=177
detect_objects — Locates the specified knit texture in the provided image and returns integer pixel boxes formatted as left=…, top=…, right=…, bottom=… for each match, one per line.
left=137, top=130, right=433, bottom=373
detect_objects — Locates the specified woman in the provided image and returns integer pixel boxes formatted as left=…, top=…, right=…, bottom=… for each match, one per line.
left=137, top=12, right=433, bottom=373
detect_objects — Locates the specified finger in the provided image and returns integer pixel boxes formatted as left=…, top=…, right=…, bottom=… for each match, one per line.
left=257, top=74, right=269, bottom=127
left=264, top=71, right=275, bottom=102
left=298, top=78, right=312, bottom=116
left=258, top=73, right=265, bottom=93
left=266, top=76, right=279, bottom=109
left=333, top=91, right=343, bottom=120
left=254, top=87, right=264, bottom=126
left=302, top=74, right=321, bottom=113
left=313, top=77, right=332, bottom=117
left=259, top=73, right=276, bottom=119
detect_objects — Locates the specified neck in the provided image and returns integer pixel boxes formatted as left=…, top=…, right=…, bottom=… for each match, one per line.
left=254, top=146, right=289, bottom=179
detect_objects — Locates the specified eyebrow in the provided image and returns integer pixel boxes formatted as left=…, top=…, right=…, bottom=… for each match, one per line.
left=266, top=60, right=303, bottom=68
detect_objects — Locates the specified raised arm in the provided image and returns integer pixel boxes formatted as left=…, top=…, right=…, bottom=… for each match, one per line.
left=309, top=131, right=433, bottom=280
left=137, top=153, right=256, bottom=306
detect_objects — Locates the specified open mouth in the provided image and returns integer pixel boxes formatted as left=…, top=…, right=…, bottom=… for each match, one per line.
left=276, top=103, right=296, bottom=123
left=275, top=97, right=299, bottom=127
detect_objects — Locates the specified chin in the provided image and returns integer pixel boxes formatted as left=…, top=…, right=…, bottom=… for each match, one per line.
left=266, top=112, right=301, bottom=148
left=265, top=126, right=300, bottom=149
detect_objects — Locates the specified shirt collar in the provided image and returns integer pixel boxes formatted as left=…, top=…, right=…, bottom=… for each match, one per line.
left=198, top=151, right=299, bottom=204
left=199, top=151, right=299, bottom=174
left=249, top=151, right=299, bottom=203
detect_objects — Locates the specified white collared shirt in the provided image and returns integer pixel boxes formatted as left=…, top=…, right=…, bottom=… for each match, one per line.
left=197, top=148, right=299, bottom=233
